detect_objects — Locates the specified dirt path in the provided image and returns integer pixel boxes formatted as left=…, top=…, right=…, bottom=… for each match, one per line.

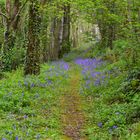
left=60, top=71, right=86, bottom=140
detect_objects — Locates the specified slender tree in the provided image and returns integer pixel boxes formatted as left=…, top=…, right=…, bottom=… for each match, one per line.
left=60, top=3, right=71, bottom=57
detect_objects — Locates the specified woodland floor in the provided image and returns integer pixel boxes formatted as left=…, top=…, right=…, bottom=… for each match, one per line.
left=60, top=66, right=86, bottom=140
left=1, top=46, right=140, bottom=140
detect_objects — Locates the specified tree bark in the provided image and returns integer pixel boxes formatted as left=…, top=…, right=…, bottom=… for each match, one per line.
left=72, top=22, right=78, bottom=48
left=60, top=4, right=71, bottom=57
left=24, top=0, right=41, bottom=75
left=2, top=0, right=21, bottom=71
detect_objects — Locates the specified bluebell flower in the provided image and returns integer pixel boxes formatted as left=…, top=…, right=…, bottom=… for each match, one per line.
left=94, top=79, right=101, bottom=86
left=15, top=136, right=19, bottom=140
left=23, top=115, right=28, bottom=119
left=97, top=122, right=103, bottom=128
left=2, top=138, right=7, bottom=140
left=31, top=83, right=35, bottom=87
left=112, top=125, right=118, bottom=129
left=86, top=80, right=91, bottom=85
left=63, top=63, right=69, bottom=71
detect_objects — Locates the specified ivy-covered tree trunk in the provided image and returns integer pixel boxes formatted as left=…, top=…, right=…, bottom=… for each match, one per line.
left=2, top=0, right=21, bottom=71
left=107, top=1, right=116, bottom=50
left=98, top=21, right=108, bottom=48
left=60, top=4, right=71, bottom=57
left=24, top=0, right=41, bottom=75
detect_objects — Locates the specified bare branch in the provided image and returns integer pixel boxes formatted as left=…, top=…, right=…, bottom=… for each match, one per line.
left=12, top=0, right=29, bottom=25
left=16, top=0, right=29, bottom=18
left=0, top=8, right=8, bottom=19
left=0, top=12, right=8, bottom=19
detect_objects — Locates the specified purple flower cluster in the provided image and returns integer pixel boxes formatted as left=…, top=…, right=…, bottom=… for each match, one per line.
left=109, top=125, right=118, bottom=133
left=23, top=80, right=49, bottom=89
left=46, top=61, right=69, bottom=79
left=98, top=122, right=103, bottom=128
left=75, top=58, right=107, bottom=90
left=18, top=61, right=70, bottom=90
left=52, top=60, right=69, bottom=71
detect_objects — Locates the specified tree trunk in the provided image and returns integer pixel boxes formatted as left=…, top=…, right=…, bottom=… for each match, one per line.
left=107, top=25, right=115, bottom=50
left=60, top=4, right=71, bottom=57
left=24, top=0, right=41, bottom=75
left=72, top=22, right=78, bottom=48
left=2, top=0, right=21, bottom=71
left=49, top=17, right=63, bottom=60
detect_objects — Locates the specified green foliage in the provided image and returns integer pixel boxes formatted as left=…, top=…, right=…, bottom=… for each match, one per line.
left=0, top=63, right=66, bottom=139
left=83, top=61, right=140, bottom=139
left=120, top=68, right=140, bottom=96
left=0, top=0, right=140, bottom=139
left=1, top=39, right=26, bottom=71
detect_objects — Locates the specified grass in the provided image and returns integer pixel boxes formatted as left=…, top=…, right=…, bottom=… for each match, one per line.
left=0, top=45, right=140, bottom=140
left=0, top=63, right=69, bottom=139
left=80, top=58, right=140, bottom=140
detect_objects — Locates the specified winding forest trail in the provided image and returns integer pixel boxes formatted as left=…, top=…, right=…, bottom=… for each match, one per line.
left=60, top=67, right=86, bottom=140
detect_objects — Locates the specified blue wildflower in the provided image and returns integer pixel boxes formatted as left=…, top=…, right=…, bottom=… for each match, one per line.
left=31, top=83, right=35, bottom=87
left=15, top=136, right=19, bottom=140
left=94, top=79, right=101, bottom=86
left=97, top=122, right=103, bottom=128
left=112, top=125, right=118, bottom=129
left=23, top=115, right=28, bottom=119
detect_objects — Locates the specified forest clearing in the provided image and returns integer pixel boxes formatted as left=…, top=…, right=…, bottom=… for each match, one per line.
left=0, top=0, right=140, bottom=140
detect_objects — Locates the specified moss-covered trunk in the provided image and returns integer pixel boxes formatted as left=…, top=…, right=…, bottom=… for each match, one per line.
left=24, top=0, right=41, bottom=75
left=2, top=0, right=21, bottom=71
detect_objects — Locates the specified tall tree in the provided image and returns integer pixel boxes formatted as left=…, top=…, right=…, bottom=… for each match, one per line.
left=60, top=3, right=71, bottom=57
left=0, top=0, right=28, bottom=71
left=24, top=0, right=41, bottom=75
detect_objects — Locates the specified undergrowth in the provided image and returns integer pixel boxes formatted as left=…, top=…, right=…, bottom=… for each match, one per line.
left=0, top=42, right=140, bottom=140
left=81, top=42, right=140, bottom=140
left=0, top=62, right=70, bottom=139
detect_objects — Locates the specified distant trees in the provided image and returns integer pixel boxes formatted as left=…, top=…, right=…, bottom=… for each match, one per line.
left=60, top=4, right=71, bottom=57
left=49, top=2, right=71, bottom=59
left=0, top=0, right=139, bottom=75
